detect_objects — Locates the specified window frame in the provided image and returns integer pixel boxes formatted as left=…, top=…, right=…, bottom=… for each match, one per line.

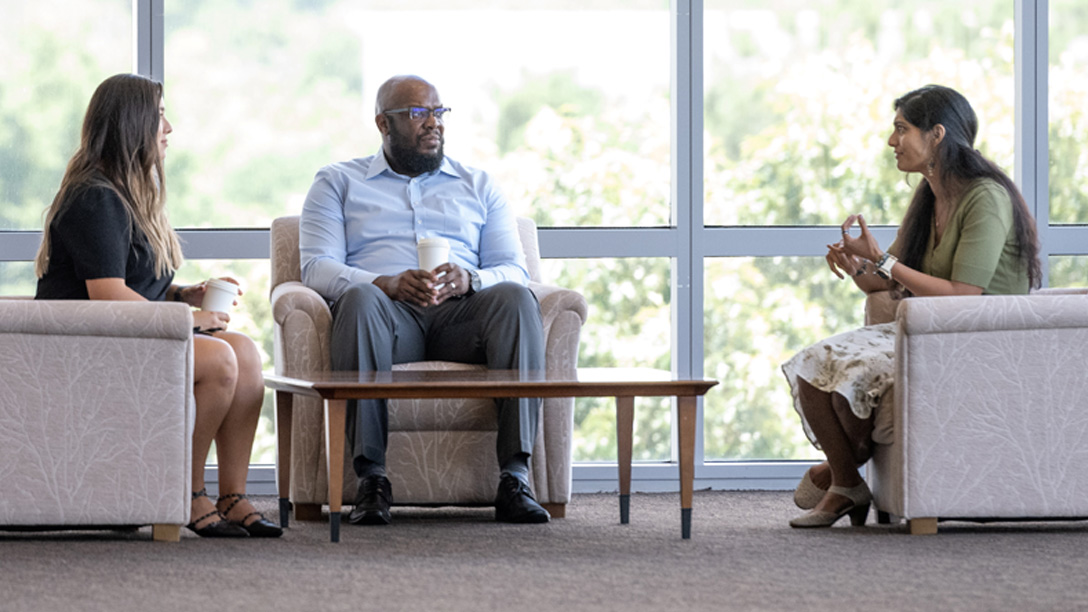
left=0, top=0, right=1069, bottom=493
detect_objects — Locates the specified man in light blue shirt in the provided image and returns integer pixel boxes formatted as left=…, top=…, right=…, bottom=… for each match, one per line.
left=299, top=75, right=548, bottom=526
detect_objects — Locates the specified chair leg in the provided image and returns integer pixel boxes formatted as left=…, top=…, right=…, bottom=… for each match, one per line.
left=293, top=503, right=324, bottom=522
left=152, top=524, right=181, bottom=542
left=541, top=503, right=566, bottom=519
left=909, top=517, right=938, bottom=535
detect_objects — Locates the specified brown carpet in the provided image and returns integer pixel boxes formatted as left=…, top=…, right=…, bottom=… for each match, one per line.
left=3, top=491, right=1087, bottom=611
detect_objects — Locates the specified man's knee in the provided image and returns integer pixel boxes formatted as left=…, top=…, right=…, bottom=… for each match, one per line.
left=486, top=282, right=540, bottom=318
left=336, top=282, right=388, bottom=317
left=334, top=283, right=399, bottom=334
left=331, top=283, right=394, bottom=356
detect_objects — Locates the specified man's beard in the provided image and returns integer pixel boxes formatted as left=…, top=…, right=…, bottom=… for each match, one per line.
left=388, top=123, right=444, bottom=175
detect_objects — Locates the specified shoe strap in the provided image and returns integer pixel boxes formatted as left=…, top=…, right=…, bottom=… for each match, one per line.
left=190, top=509, right=225, bottom=528
left=828, top=482, right=871, bottom=504
left=192, top=487, right=209, bottom=501
left=238, top=511, right=262, bottom=525
left=216, top=493, right=249, bottom=516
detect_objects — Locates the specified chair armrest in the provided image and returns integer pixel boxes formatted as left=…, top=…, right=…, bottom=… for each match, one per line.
left=898, top=293, right=1088, bottom=336
left=530, top=282, right=587, bottom=371
left=271, top=282, right=333, bottom=327
left=270, top=282, right=333, bottom=376
left=527, top=282, right=586, bottom=505
left=882, top=292, right=1088, bottom=519
left=531, top=282, right=588, bottom=330
left=0, top=299, right=194, bottom=527
left=0, top=299, right=192, bottom=339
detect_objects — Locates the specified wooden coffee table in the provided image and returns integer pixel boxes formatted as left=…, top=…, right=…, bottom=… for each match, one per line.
left=265, top=368, right=717, bottom=542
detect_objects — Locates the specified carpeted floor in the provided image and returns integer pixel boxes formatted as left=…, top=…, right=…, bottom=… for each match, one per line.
left=2, top=491, right=1087, bottom=612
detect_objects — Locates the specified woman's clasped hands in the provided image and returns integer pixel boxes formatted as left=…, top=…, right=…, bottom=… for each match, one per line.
left=826, top=214, right=883, bottom=280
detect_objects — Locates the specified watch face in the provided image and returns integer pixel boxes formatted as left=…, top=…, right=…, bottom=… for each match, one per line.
left=876, top=256, right=895, bottom=280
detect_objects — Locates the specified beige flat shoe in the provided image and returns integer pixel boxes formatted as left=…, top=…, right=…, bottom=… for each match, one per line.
left=793, top=467, right=828, bottom=510
left=789, top=482, right=872, bottom=529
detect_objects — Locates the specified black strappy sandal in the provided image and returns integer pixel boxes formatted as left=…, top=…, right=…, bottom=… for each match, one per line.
left=217, top=493, right=283, bottom=538
left=187, top=488, right=249, bottom=538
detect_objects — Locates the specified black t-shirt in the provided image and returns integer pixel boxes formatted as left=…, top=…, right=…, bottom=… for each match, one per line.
left=35, top=184, right=174, bottom=301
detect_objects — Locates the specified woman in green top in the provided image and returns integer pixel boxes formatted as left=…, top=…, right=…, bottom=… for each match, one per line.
left=781, top=85, right=1041, bottom=529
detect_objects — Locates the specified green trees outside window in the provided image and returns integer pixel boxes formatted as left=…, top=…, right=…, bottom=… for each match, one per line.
left=3, top=1, right=1087, bottom=465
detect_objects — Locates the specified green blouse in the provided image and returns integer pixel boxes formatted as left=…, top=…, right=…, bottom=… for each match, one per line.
left=889, top=178, right=1030, bottom=295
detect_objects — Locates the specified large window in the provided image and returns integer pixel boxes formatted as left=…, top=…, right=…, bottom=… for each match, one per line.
left=1049, top=0, right=1088, bottom=224
left=704, top=0, right=1015, bottom=227
left=0, top=0, right=132, bottom=233
left=163, top=1, right=671, bottom=462
left=1, top=1, right=1082, bottom=489
left=542, top=258, right=671, bottom=461
left=163, top=1, right=670, bottom=229
left=701, top=0, right=1015, bottom=460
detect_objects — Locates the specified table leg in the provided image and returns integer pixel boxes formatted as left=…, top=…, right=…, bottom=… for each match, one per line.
left=274, top=390, right=294, bottom=529
left=678, top=395, right=696, bottom=539
left=616, top=396, right=634, bottom=524
left=324, top=398, right=347, bottom=543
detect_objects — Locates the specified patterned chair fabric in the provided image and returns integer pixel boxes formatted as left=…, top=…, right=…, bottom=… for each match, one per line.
left=270, top=215, right=587, bottom=512
left=0, top=299, right=194, bottom=538
left=864, top=289, right=1088, bottom=532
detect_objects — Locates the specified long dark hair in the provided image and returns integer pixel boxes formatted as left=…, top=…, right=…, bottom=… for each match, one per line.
left=36, top=73, right=182, bottom=278
left=893, top=85, right=1040, bottom=291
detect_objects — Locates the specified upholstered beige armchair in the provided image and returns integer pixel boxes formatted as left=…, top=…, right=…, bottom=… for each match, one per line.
left=0, top=299, right=194, bottom=541
left=270, top=215, right=587, bottom=519
left=864, top=289, right=1088, bottom=534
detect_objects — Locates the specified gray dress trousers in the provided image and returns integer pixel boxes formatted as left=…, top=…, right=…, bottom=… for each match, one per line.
left=329, top=281, right=545, bottom=478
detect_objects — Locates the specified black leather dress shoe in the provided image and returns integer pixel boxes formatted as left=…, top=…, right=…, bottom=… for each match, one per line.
left=348, top=475, right=393, bottom=525
left=495, top=474, right=550, bottom=524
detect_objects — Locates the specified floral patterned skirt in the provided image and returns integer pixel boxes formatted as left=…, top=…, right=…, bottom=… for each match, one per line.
left=781, top=322, right=897, bottom=451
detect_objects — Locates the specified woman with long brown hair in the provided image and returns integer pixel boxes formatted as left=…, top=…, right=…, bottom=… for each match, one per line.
left=35, top=73, right=280, bottom=538
left=782, top=84, right=1040, bottom=529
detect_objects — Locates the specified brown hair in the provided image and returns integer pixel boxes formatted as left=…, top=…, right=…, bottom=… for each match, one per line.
left=35, top=73, right=182, bottom=278
left=893, top=85, right=1040, bottom=292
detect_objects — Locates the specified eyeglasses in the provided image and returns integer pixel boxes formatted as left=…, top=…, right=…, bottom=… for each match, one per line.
left=383, top=107, right=452, bottom=122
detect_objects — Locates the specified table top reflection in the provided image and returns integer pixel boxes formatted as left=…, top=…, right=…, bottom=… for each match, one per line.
left=264, top=367, right=717, bottom=400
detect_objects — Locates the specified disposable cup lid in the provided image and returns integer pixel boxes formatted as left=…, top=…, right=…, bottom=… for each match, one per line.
left=205, top=278, right=239, bottom=293
left=417, top=237, right=449, bottom=248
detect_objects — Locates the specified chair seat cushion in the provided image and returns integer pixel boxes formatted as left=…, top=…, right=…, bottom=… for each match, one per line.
left=389, top=361, right=497, bottom=431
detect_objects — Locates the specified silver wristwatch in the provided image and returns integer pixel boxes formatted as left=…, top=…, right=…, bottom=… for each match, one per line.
left=874, top=252, right=898, bottom=280
left=468, top=269, right=482, bottom=294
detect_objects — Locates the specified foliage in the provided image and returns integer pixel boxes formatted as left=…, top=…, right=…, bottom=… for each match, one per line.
left=0, top=1, right=130, bottom=230
left=3, top=1, right=1088, bottom=465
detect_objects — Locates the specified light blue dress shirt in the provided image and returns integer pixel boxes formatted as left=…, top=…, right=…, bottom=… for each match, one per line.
left=299, top=149, right=530, bottom=302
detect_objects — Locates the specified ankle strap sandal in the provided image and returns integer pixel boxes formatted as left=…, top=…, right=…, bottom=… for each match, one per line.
left=217, top=493, right=283, bottom=538
left=187, top=489, right=248, bottom=538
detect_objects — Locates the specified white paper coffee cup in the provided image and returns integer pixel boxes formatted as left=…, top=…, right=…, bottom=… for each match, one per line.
left=200, top=278, right=240, bottom=313
left=417, top=237, right=450, bottom=272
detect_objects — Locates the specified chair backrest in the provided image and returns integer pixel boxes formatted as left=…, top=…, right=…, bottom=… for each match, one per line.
left=516, top=216, right=542, bottom=284
left=270, top=216, right=304, bottom=290
left=270, top=215, right=542, bottom=293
